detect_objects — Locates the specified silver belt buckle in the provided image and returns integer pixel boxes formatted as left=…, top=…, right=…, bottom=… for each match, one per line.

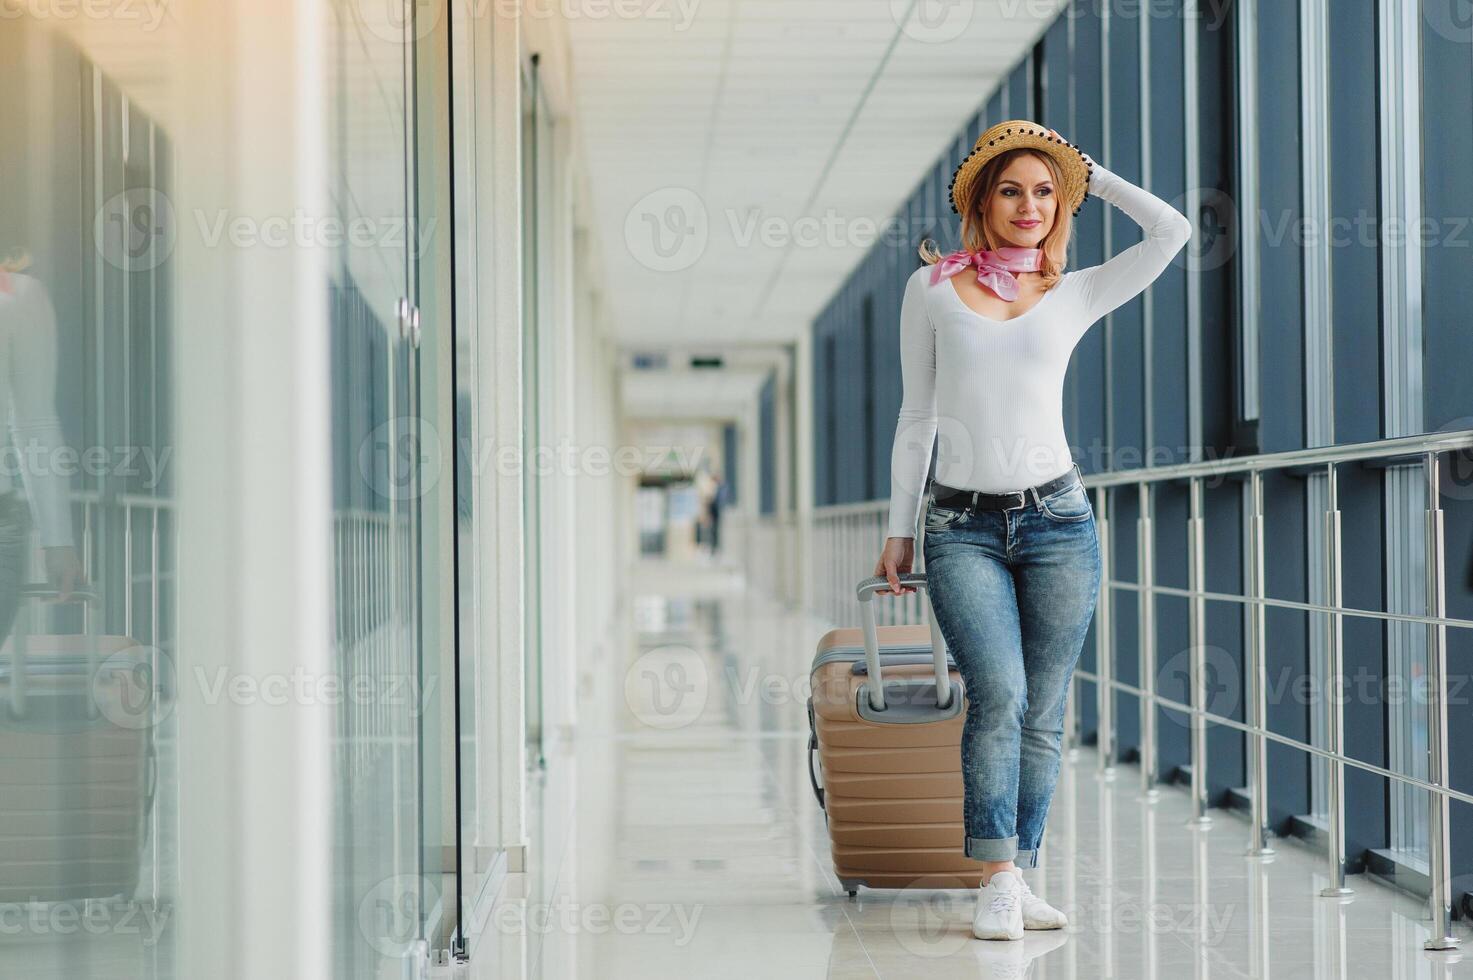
left=1002, top=490, right=1027, bottom=511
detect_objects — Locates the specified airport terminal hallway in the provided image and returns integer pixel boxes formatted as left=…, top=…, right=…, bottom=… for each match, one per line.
left=469, top=560, right=1473, bottom=980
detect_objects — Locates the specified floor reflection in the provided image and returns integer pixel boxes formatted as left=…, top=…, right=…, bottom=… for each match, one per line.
left=466, top=558, right=1473, bottom=980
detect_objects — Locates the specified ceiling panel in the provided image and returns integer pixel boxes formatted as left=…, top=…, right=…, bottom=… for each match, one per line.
left=567, top=0, right=1066, bottom=347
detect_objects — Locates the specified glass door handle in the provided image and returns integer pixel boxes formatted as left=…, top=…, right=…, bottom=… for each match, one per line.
left=396, top=296, right=411, bottom=339
left=409, top=306, right=422, bottom=349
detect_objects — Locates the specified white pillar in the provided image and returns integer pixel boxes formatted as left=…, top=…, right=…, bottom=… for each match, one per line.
left=174, top=2, right=333, bottom=976
left=795, top=327, right=815, bottom=613
left=481, top=1, right=530, bottom=870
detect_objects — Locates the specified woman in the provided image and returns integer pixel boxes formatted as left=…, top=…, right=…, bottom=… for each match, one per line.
left=0, top=250, right=84, bottom=636
left=871, top=120, right=1191, bottom=941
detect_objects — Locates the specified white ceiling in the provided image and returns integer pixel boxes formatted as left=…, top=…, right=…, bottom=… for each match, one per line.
left=620, top=367, right=771, bottom=420
left=565, top=0, right=1067, bottom=348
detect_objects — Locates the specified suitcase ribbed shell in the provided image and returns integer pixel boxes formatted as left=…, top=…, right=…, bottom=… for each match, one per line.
left=810, top=623, right=989, bottom=890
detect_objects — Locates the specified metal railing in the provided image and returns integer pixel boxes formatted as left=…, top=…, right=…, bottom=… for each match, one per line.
left=812, top=428, right=1473, bottom=950
left=730, top=511, right=801, bottom=603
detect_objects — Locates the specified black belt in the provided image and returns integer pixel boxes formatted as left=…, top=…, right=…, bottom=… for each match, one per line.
left=930, top=464, right=1083, bottom=513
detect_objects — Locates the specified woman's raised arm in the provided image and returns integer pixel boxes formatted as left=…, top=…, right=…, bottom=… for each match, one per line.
left=1071, top=162, right=1193, bottom=326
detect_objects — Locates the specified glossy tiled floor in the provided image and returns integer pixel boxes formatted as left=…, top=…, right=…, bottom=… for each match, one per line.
left=468, top=558, right=1473, bottom=980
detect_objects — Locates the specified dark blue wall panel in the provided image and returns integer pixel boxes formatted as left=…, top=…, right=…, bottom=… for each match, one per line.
left=723, top=422, right=739, bottom=506
left=758, top=373, right=775, bottom=515
left=1107, top=9, right=1145, bottom=475
left=1422, top=0, right=1473, bottom=902
left=1255, top=0, right=1305, bottom=456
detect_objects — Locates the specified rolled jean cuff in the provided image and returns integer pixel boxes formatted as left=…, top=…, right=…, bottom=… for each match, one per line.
left=965, top=835, right=1040, bottom=867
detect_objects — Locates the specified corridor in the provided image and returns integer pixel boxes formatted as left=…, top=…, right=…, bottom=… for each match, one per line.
left=5, top=0, right=1473, bottom=976
left=466, top=561, right=1473, bottom=979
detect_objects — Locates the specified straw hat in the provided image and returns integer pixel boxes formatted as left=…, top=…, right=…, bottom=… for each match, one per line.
left=947, top=119, right=1094, bottom=218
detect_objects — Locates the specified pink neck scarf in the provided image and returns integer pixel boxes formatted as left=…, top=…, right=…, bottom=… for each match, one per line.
left=929, top=247, right=1043, bottom=301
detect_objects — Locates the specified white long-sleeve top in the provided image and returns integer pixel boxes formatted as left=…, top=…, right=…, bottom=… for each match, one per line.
left=885, top=162, right=1193, bottom=539
left=0, top=273, right=75, bottom=547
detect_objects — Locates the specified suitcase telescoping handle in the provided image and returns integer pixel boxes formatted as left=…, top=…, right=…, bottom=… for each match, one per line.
left=8, top=584, right=100, bottom=720
left=855, top=573, right=951, bottom=712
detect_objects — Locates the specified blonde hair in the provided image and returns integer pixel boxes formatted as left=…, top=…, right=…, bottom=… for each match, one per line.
left=0, top=249, right=31, bottom=274
left=919, top=148, right=1072, bottom=290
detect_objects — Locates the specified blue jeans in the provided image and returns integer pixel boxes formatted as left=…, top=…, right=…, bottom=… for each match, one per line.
left=921, top=466, right=1102, bottom=867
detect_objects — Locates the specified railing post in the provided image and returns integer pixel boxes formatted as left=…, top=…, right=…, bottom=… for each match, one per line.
left=1187, top=476, right=1212, bottom=826
left=1246, top=468, right=1276, bottom=856
left=1320, top=463, right=1352, bottom=897
left=1422, top=451, right=1462, bottom=950
left=1138, top=482, right=1159, bottom=799
left=1094, top=484, right=1115, bottom=777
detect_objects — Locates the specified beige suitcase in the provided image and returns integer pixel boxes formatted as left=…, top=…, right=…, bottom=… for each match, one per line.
left=807, top=572, right=989, bottom=896
left=0, top=586, right=154, bottom=903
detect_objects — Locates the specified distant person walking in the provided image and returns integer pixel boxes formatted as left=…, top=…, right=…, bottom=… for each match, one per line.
left=707, top=473, right=725, bottom=553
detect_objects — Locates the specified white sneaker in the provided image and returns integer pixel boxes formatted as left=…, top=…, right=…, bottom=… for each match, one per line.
left=1016, top=874, right=1068, bottom=929
left=972, top=870, right=1025, bottom=940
